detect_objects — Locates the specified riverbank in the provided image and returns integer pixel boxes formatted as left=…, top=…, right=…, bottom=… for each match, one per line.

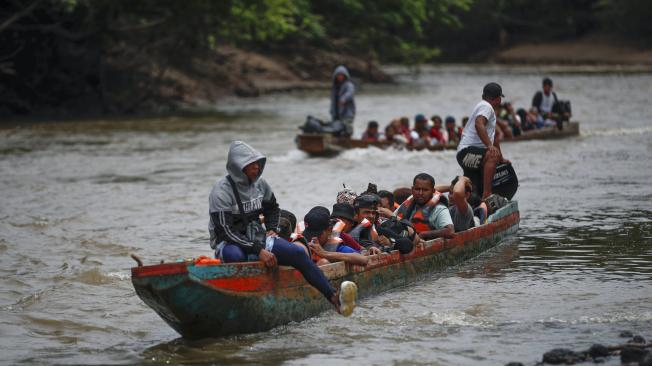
left=492, top=35, right=652, bottom=65
left=3, top=37, right=651, bottom=122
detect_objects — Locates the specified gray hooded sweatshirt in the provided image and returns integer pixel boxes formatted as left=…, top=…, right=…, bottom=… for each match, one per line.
left=208, top=141, right=280, bottom=254
left=329, top=65, right=356, bottom=121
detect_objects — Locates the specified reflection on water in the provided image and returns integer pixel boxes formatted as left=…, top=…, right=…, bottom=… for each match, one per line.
left=519, top=211, right=652, bottom=280
left=0, top=65, right=651, bottom=365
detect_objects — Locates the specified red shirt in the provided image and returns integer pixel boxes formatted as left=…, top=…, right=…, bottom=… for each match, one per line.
left=429, top=128, right=445, bottom=143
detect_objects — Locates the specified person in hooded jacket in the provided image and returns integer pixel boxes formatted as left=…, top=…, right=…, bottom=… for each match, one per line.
left=330, top=65, right=356, bottom=136
left=209, top=141, right=354, bottom=314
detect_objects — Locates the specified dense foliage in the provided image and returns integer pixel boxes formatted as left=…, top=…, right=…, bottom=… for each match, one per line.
left=1, top=0, right=650, bottom=115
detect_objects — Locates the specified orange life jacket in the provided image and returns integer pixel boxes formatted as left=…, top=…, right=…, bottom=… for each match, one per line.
left=395, top=193, right=443, bottom=233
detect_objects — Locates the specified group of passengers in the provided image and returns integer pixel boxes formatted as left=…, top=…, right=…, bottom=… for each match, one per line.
left=360, top=77, right=571, bottom=146
left=361, top=114, right=464, bottom=148
left=208, top=80, right=526, bottom=316
left=208, top=140, right=490, bottom=316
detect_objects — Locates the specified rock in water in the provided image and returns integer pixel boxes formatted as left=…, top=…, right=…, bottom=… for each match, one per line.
left=542, top=348, right=583, bottom=364
left=620, top=330, right=634, bottom=337
left=640, top=351, right=652, bottom=366
left=632, top=335, right=647, bottom=344
left=588, top=344, right=610, bottom=358
left=620, top=347, right=649, bottom=364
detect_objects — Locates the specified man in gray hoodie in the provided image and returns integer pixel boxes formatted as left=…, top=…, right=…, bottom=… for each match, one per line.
left=330, top=65, right=356, bottom=136
left=209, top=141, right=351, bottom=312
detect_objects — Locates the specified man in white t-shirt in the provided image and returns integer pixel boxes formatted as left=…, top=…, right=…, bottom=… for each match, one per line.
left=456, top=82, right=510, bottom=200
left=532, top=77, right=557, bottom=119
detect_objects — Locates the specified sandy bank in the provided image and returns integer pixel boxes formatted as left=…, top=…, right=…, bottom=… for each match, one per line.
left=493, top=37, right=652, bottom=66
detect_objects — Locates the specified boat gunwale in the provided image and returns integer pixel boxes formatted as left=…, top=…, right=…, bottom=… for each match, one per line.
left=131, top=204, right=519, bottom=291
left=296, top=121, right=580, bottom=155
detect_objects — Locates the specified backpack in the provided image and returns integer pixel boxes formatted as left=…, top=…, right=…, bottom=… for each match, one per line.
left=300, top=115, right=348, bottom=137
left=377, top=217, right=415, bottom=254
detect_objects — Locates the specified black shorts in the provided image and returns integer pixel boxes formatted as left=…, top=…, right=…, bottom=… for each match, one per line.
left=456, top=146, right=487, bottom=172
left=456, top=146, right=487, bottom=195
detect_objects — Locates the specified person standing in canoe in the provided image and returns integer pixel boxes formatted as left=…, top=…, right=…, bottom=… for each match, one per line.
left=208, top=141, right=356, bottom=316
left=456, top=82, right=511, bottom=200
left=330, top=65, right=356, bottom=136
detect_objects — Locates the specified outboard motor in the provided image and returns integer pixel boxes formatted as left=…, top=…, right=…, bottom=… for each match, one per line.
left=491, top=163, right=518, bottom=200
left=468, top=162, right=518, bottom=201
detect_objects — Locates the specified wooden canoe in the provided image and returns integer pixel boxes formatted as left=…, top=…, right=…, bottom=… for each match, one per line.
left=296, top=121, right=580, bottom=156
left=131, top=201, right=520, bottom=340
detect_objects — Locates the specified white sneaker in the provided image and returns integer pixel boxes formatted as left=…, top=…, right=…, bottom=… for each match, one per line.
left=338, top=281, right=358, bottom=317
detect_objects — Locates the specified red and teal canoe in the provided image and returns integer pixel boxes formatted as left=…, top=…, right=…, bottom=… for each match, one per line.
left=131, top=201, right=520, bottom=339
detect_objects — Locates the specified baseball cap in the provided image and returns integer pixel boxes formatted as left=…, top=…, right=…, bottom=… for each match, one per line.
left=482, top=82, right=504, bottom=99
left=331, top=203, right=355, bottom=222
left=303, top=206, right=334, bottom=241
left=415, top=114, right=427, bottom=123
left=445, top=115, right=455, bottom=124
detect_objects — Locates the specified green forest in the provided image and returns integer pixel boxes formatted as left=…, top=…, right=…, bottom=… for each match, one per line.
left=1, top=0, right=651, bottom=116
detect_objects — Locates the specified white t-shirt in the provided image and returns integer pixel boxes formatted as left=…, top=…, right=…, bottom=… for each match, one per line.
left=540, top=92, right=554, bottom=113
left=458, top=100, right=496, bottom=151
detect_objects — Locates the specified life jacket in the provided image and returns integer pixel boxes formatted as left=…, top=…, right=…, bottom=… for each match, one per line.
left=395, top=192, right=446, bottom=233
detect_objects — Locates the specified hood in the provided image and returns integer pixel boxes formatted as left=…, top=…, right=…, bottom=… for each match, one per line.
left=226, top=141, right=266, bottom=185
left=332, top=65, right=351, bottom=83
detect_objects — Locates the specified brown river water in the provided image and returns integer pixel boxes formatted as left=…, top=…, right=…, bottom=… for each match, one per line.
left=1, top=65, right=651, bottom=365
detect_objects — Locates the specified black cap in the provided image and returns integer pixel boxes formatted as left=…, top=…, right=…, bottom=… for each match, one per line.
left=353, top=193, right=379, bottom=210
left=482, top=82, right=504, bottom=99
left=543, top=77, right=553, bottom=86
left=303, top=206, right=333, bottom=241
left=445, top=115, right=455, bottom=124
left=331, top=203, right=355, bottom=222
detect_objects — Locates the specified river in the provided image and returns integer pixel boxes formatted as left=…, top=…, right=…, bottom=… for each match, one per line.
left=1, top=65, right=651, bottom=365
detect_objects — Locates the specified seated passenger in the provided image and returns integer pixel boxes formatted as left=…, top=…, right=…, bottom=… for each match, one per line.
left=394, top=173, right=454, bottom=240
left=399, top=117, right=412, bottom=143
left=444, top=116, right=463, bottom=145
left=385, top=120, right=408, bottom=145
left=393, top=187, right=411, bottom=207
left=500, top=102, right=522, bottom=136
left=516, top=108, right=535, bottom=131
left=377, top=190, right=395, bottom=219
left=209, top=141, right=351, bottom=314
left=384, top=124, right=396, bottom=142
left=429, top=115, right=445, bottom=144
left=298, top=206, right=369, bottom=266
left=348, top=194, right=383, bottom=253
left=331, top=203, right=364, bottom=251
left=361, top=120, right=382, bottom=142
left=278, top=209, right=297, bottom=241
left=495, top=103, right=514, bottom=140
left=411, top=114, right=431, bottom=148
left=447, top=176, right=475, bottom=232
